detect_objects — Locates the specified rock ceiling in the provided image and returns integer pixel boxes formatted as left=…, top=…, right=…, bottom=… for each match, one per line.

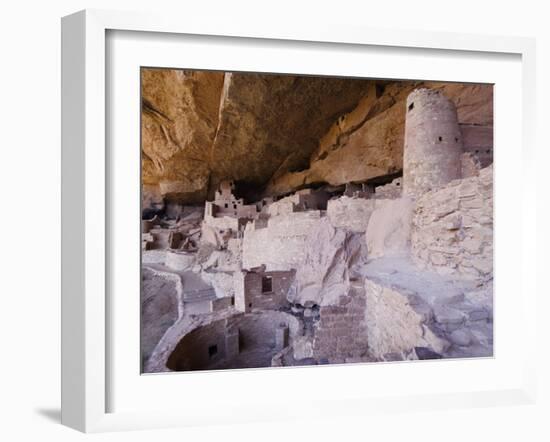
left=141, top=68, right=493, bottom=204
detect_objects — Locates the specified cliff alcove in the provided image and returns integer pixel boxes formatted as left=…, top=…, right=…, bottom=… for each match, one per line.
left=141, top=69, right=494, bottom=373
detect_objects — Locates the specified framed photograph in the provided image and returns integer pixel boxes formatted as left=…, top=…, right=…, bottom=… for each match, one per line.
left=61, top=9, right=537, bottom=432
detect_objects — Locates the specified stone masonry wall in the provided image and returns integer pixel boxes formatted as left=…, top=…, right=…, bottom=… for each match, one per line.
left=267, top=189, right=330, bottom=217
left=411, top=165, right=493, bottom=279
left=374, top=177, right=403, bottom=199
left=460, top=152, right=482, bottom=178
left=461, top=124, right=493, bottom=168
left=363, top=261, right=493, bottom=361
left=202, top=214, right=240, bottom=235
left=326, top=196, right=376, bottom=233
left=164, top=311, right=301, bottom=371
left=234, top=270, right=295, bottom=313
left=242, top=211, right=323, bottom=271
left=403, top=88, right=463, bottom=198
left=312, top=281, right=369, bottom=363
left=201, top=214, right=248, bottom=247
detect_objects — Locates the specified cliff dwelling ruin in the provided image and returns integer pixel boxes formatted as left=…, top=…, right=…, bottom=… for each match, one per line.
left=141, top=69, right=493, bottom=373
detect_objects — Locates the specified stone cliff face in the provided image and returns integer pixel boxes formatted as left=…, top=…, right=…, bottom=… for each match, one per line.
left=142, top=69, right=493, bottom=208
left=142, top=69, right=225, bottom=204
left=266, top=81, right=493, bottom=196
left=209, top=74, right=374, bottom=196
left=142, top=69, right=374, bottom=207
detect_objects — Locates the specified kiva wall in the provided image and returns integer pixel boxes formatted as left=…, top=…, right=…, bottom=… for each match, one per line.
left=166, top=312, right=301, bottom=371
left=166, top=317, right=229, bottom=371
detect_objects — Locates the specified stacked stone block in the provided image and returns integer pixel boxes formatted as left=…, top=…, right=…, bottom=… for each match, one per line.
left=411, top=165, right=493, bottom=279
left=312, top=283, right=368, bottom=362
left=403, top=88, right=463, bottom=198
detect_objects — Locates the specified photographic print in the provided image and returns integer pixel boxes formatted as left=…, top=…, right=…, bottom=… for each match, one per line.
left=140, top=69, right=493, bottom=373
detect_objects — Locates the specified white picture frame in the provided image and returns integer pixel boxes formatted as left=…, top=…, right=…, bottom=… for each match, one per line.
left=61, top=9, right=537, bottom=433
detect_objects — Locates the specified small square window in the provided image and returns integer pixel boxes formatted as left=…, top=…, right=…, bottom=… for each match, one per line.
left=262, top=276, right=273, bottom=293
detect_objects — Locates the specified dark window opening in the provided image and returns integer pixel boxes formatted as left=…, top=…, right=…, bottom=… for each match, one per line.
left=438, top=136, right=443, bottom=142
left=366, top=170, right=403, bottom=189
left=475, top=150, right=480, bottom=154
left=262, top=276, right=273, bottom=293
left=208, top=344, right=218, bottom=358
left=231, top=297, right=235, bottom=306
left=408, top=102, right=414, bottom=111
left=455, top=137, right=459, bottom=142
left=486, top=149, right=491, bottom=154
left=224, top=203, right=228, bottom=208
left=233, top=204, right=237, bottom=209
left=248, top=303, right=252, bottom=308
left=396, top=182, right=400, bottom=186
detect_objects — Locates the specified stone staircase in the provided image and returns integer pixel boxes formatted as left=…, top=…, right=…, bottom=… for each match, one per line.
left=183, top=288, right=217, bottom=303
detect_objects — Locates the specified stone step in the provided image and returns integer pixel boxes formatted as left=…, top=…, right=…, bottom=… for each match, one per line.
left=183, top=289, right=217, bottom=303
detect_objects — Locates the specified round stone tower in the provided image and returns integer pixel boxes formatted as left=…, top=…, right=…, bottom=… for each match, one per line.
left=403, top=88, right=463, bottom=197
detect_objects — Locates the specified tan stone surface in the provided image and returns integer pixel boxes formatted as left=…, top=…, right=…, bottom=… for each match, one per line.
left=326, top=196, right=376, bottom=233
left=461, top=152, right=482, bottom=178
left=141, top=69, right=224, bottom=205
left=289, top=218, right=366, bottom=306
left=365, top=277, right=449, bottom=359
left=142, top=70, right=373, bottom=205
left=365, top=197, right=414, bottom=259
left=373, top=177, right=403, bottom=199
left=209, top=73, right=372, bottom=193
left=164, top=251, right=195, bottom=271
left=363, top=257, right=492, bottom=360
left=242, top=211, right=324, bottom=271
left=265, top=82, right=492, bottom=196
left=411, top=165, right=493, bottom=279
